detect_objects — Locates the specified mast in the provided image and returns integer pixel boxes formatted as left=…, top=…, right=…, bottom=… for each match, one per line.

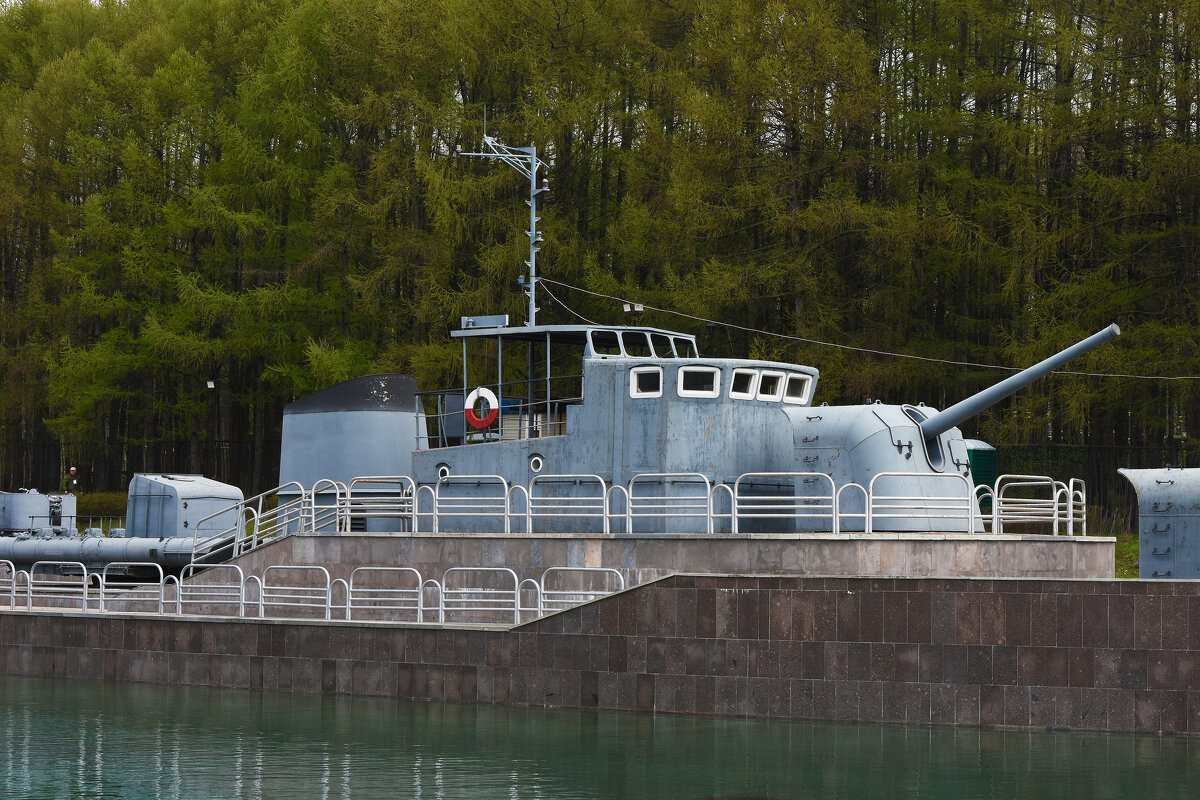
left=458, top=136, right=551, bottom=326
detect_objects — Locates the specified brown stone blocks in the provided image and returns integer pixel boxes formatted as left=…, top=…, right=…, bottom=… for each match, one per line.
left=1019, top=647, right=1068, bottom=687
left=907, top=592, right=932, bottom=643
left=8, top=574, right=1200, bottom=733
left=767, top=590, right=790, bottom=640
left=978, top=592, right=1004, bottom=644
left=790, top=592, right=815, bottom=640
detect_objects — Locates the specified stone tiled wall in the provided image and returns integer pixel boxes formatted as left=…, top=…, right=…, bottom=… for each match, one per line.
left=3, top=575, right=1198, bottom=733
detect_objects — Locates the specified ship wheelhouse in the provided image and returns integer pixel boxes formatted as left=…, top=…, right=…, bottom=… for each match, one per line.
left=417, top=317, right=820, bottom=453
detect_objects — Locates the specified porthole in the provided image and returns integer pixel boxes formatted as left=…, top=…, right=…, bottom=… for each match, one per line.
left=783, top=374, right=812, bottom=405
left=529, top=454, right=545, bottom=473
left=630, top=366, right=663, bottom=398
left=729, top=368, right=758, bottom=400
left=757, top=370, right=785, bottom=402
left=678, top=366, right=721, bottom=398
left=437, top=464, right=451, bottom=480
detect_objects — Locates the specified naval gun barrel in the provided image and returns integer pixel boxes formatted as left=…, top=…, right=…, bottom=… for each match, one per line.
left=917, top=323, right=1120, bottom=440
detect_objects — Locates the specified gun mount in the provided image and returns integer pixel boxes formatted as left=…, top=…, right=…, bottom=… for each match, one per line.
left=915, top=324, right=1121, bottom=440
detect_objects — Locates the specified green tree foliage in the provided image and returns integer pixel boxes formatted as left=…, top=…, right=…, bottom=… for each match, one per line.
left=0, top=0, right=1197, bottom=494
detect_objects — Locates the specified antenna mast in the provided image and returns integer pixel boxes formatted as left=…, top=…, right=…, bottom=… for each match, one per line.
left=458, top=136, right=551, bottom=326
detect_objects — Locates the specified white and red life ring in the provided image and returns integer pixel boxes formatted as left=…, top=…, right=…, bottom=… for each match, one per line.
left=464, top=387, right=499, bottom=429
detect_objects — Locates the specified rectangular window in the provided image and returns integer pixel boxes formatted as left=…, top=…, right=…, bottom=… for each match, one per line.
left=589, top=330, right=621, bottom=356
left=729, top=369, right=758, bottom=400
left=673, top=337, right=698, bottom=358
left=630, top=366, right=663, bottom=398
left=783, top=374, right=812, bottom=405
left=650, top=333, right=674, bottom=358
left=621, top=331, right=652, bottom=357
left=757, top=371, right=784, bottom=402
left=678, top=366, right=720, bottom=398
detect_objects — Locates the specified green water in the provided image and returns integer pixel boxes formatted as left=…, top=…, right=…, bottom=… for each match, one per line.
left=0, top=676, right=1196, bottom=799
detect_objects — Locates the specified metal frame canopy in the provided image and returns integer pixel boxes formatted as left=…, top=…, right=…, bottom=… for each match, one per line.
left=451, top=322, right=702, bottom=442
left=451, top=322, right=698, bottom=354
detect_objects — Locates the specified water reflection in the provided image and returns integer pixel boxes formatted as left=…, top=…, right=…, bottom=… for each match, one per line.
left=0, top=675, right=1196, bottom=799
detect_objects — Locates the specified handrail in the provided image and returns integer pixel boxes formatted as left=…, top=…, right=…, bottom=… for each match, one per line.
left=626, top=473, right=713, bottom=534
left=13, top=569, right=29, bottom=610
left=99, top=562, right=165, bottom=614
left=507, top=485, right=530, bottom=533
left=414, top=485, right=436, bottom=534
left=1069, top=478, right=1087, bottom=535
left=441, top=567, right=520, bottom=624
left=192, top=480, right=310, bottom=562
left=528, top=474, right=610, bottom=534
left=163, top=575, right=181, bottom=614
left=994, top=474, right=1082, bottom=536
left=421, top=578, right=443, bottom=623
left=28, top=561, right=90, bottom=611
left=347, top=567, right=423, bottom=622
left=260, top=565, right=332, bottom=620
left=518, top=578, right=541, bottom=620
left=710, top=483, right=735, bottom=534
left=243, top=575, right=263, bottom=618
left=179, top=564, right=246, bottom=617
left=310, top=479, right=347, bottom=534
left=974, top=484, right=998, bottom=533
left=434, top=475, right=511, bottom=534
left=329, top=578, right=349, bottom=620
left=605, top=485, right=630, bottom=534
left=733, top=472, right=837, bottom=534
left=345, top=476, right=418, bottom=533
left=539, top=567, right=624, bottom=613
left=868, top=472, right=975, bottom=534
left=175, top=471, right=1087, bottom=541
left=834, top=483, right=867, bottom=535
left=0, top=559, right=15, bottom=610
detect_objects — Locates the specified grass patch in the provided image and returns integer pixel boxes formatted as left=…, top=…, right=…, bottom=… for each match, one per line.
left=75, top=492, right=127, bottom=518
left=1114, top=532, right=1140, bottom=579
left=1089, top=504, right=1138, bottom=579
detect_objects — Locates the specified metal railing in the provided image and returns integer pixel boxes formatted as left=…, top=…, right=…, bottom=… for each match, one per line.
left=166, top=469, right=1093, bottom=572
left=99, top=563, right=165, bottom=614
left=0, top=562, right=630, bottom=626
left=260, top=565, right=336, bottom=620
left=993, top=474, right=1087, bottom=535
left=431, top=476, right=513, bottom=534
left=441, top=567, right=520, bottom=625
left=346, top=567, right=423, bottom=621
left=732, top=473, right=837, bottom=534
left=528, top=474, right=609, bottom=533
left=26, top=561, right=92, bottom=611
left=622, top=473, right=715, bottom=534
left=538, top=567, right=624, bottom=613
left=345, top=477, right=417, bottom=532
left=868, top=473, right=977, bottom=533
left=176, top=564, right=247, bottom=617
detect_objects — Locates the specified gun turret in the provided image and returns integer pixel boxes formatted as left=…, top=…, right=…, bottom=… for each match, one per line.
left=916, top=323, right=1120, bottom=441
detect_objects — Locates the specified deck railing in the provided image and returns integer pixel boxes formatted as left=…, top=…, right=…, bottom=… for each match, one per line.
left=0, top=563, right=626, bottom=625
left=180, top=469, right=1089, bottom=570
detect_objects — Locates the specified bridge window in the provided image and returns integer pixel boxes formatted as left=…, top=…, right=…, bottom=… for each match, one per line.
left=589, top=330, right=622, bottom=356
left=757, top=371, right=785, bottom=402
left=729, top=369, right=758, bottom=400
left=678, top=366, right=720, bottom=398
left=621, top=331, right=652, bottom=357
left=630, top=366, right=663, bottom=398
left=673, top=337, right=698, bottom=358
left=783, top=374, right=812, bottom=405
left=650, top=333, right=674, bottom=357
